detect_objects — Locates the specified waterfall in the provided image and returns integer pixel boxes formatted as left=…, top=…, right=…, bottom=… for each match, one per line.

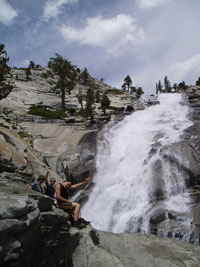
left=82, top=94, right=193, bottom=234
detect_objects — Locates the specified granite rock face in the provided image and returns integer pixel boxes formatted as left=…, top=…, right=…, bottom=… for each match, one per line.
left=0, top=175, right=40, bottom=267
left=0, top=127, right=27, bottom=172
left=0, top=125, right=61, bottom=182
left=0, top=171, right=71, bottom=267
left=57, top=130, right=97, bottom=182
left=1, top=84, right=200, bottom=267
left=70, top=227, right=200, bottom=267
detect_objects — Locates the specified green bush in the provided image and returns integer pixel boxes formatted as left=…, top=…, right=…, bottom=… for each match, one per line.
left=28, top=104, right=66, bottom=119
left=107, top=106, right=124, bottom=111
left=40, top=72, right=49, bottom=79
left=107, top=88, right=124, bottom=95
left=18, top=131, right=30, bottom=138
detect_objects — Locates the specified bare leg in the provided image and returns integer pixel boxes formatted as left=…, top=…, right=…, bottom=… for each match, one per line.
left=72, top=202, right=81, bottom=221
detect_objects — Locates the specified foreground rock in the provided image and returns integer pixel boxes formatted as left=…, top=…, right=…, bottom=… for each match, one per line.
left=1, top=165, right=199, bottom=267
left=1, top=198, right=200, bottom=267
left=0, top=171, right=70, bottom=267
left=71, top=227, right=200, bottom=267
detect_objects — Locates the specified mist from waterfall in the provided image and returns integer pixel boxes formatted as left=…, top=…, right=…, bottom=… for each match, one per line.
left=82, top=94, right=193, bottom=233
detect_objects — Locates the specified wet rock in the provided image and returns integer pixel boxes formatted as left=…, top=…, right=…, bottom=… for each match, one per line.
left=150, top=209, right=167, bottom=225
left=150, top=159, right=166, bottom=201
left=29, top=193, right=54, bottom=212
left=70, top=227, right=200, bottom=267
left=40, top=208, right=70, bottom=226
left=57, top=130, right=97, bottom=182
left=0, top=194, right=35, bottom=219
left=193, top=204, right=200, bottom=226
left=0, top=127, right=27, bottom=172
left=77, top=130, right=97, bottom=162
left=0, top=219, right=26, bottom=236
left=156, top=121, right=200, bottom=188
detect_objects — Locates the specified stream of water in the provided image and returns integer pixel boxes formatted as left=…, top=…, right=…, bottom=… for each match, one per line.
left=82, top=94, right=193, bottom=235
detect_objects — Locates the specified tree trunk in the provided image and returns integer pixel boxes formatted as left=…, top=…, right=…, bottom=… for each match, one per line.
left=61, top=88, right=65, bottom=111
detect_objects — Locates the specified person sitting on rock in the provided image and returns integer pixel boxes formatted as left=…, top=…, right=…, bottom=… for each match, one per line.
left=54, top=177, right=91, bottom=228
left=32, top=171, right=50, bottom=194
left=41, top=171, right=56, bottom=198
left=46, top=178, right=56, bottom=198
left=31, top=176, right=46, bottom=193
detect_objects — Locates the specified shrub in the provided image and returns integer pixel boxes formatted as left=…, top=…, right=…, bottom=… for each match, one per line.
left=40, top=72, right=49, bottom=79
left=18, top=131, right=30, bottom=138
left=28, top=104, right=66, bottom=119
left=107, top=88, right=124, bottom=95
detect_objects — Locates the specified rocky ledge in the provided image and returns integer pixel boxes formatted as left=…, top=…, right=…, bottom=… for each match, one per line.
left=1, top=86, right=200, bottom=266
left=1, top=143, right=200, bottom=267
left=1, top=182, right=200, bottom=267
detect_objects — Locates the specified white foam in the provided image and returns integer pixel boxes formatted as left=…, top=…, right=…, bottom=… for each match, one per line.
left=82, top=94, right=192, bottom=233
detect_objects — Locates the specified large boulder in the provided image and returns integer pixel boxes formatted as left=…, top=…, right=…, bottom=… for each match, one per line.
left=56, top=130, right=97, bottom=182
left=0, top=127, right=60, bottom=181
left=0, top=170, right=70, bottom=267
left=69, top=227, right=200, bottom=267
left=0, top=186, right=40, bottom=267
left=0, top=127, right=27, bottom=172
left=158, top=121, right=200, bottom=187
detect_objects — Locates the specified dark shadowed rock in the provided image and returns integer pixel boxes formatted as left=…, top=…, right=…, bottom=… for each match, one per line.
left=29, top=193, right=54, bottom=212
left=56, top=130, right=98, bottom=182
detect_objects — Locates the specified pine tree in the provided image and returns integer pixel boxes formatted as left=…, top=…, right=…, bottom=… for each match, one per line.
left=156, top=83, right=159, bottom=95
left=121, top=83, right=126, bottom=91
left=164, top=76, right=171, bottom=92
left=76, top=68, right=81, bottom=74
left=66, top=71, right=77, bottom=95
left=80, top=68, right=89, bottom=85
left=0, top=44, right=9, bottom=83
left=136, top=87, right=144, bottom=99
left=178, top=81, right=187, bottom=91
left=85, top=88, right=95, bottom=119
left=173, top=83, right=177, bottom=91
left=158, top=80, right=163, bottom=93
left=196, top=77, right=200, bottom=86
left=95, top=90, right=100, bottom=103
left=101, top=93, right=110, bottom=115
left=48, top=54, right=77, bottom=110
left=130, top=86, right=136, bottom=94
left=0, top=44, right=13, bottom=100
left=124, top=75, right=132, bottom=92
left=25, top=68, right=31, bottom=80
left=29, top=61, right=35, bottom=69
left=77, top=90, right=83, bottom=110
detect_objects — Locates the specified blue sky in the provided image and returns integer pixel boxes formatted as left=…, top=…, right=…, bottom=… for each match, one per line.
left=1, top=0, right=200, bottom=93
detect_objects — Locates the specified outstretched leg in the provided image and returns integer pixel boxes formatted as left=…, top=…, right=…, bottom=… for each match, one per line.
left=72, top=202, right=81, bottom=221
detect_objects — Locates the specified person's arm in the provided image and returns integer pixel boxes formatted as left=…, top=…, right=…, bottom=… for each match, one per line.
left=70, top=177, right=92, bottom=190
left=44, top=171, right=49, bottom=183
left=55, top=184, right=72, bottom=203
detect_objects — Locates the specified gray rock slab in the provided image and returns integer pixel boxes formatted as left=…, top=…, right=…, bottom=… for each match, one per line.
left=0, top=219, right=26, bottom=235
left=0, top=194, right=36, bottom=219
left=40, top=209, right=70, bottom=226
left=71, top=227, right=200, bottom=267
left=29, top=193, right=54, bottom=212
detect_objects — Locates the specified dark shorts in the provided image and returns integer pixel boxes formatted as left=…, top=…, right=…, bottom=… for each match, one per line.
left=58, top=202, right=73, bottom=211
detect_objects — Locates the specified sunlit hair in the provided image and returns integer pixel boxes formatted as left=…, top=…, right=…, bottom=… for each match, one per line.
left=63, top=181, right=72, bottom=188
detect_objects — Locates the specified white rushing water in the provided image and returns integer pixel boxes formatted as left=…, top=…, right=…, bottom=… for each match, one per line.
left=82, top=94, right=192, bottom=233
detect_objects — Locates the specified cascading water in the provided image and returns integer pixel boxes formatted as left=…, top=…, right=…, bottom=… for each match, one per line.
left=82, top=94, right=193, bottom=235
